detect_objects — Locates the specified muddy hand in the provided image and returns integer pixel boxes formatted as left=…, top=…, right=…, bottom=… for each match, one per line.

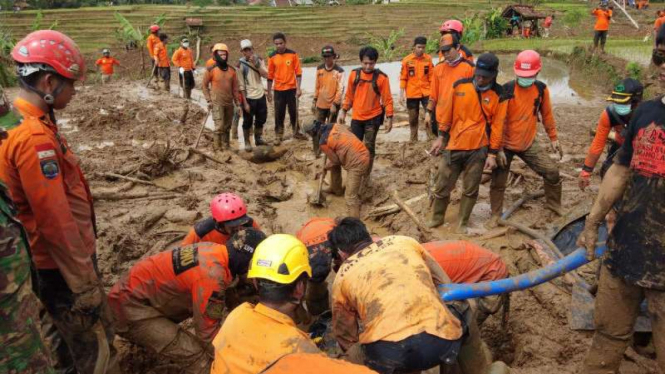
left=577, top=222, right=600, bottom=261
left=430, top=136, right=444, bottom=155
left=578, top=170, right=591, bottom=191
left=550, top=140, right=563, bottom=160
left=484, top=154, right=498, bottom=170
left=497, top=150, right=508, bottom=169
left=384, top=117, right=393, bottom=133
left=73, top=286, right=103, bottom=314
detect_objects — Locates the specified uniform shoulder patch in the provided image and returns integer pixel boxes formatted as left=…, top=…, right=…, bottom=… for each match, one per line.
left=172, top=246, right=200, bottom=275
left=40, top=159, right=59, bottom=180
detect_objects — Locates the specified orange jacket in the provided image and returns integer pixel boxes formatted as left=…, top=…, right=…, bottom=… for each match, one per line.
left=654, top=15, right=665, bottom=30
left=583, top=107, right=627, bottom=172
left=95, top=57, right=120, bottom=75
left=146, top=34, right=159, bottom=58
left=182, top=216, right=260, bottom=247
left=502, top=81, right=557, bottom=152
left=428, top=60, right=475, bottom=127
left=422, top=240, right=508, bottom=284
left=172, top=47, right=195, bottom=71
left=319, top=123, right=370, bottom=172
left=153, top=41, right=169, bottom=68
left=331, top=235, right=463, bottom=350
left=107, top=243, right=232, bottom=343
left=205, top=58, right=215, bottom=68
left=211, top=302, right=320, bottom=374
left=260, top=353, right=378, bottom=374
left=342, top=69, right=394, bottom=121
left=439, top=79, right=507, bottom=152
left=592, top=9, right=612, bottom=31
left=400, top=53, right=434, bottom=99
left=267, top=49, right=302, bottom=92
left=295, top=217, right=336, bottom=248
left=314, top=64, right=344, bottom=110
left=0, top=98, right=97, bottom=293
left=202, top=66, right=242, bottom=107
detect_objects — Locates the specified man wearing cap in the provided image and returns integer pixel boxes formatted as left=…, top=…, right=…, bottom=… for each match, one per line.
left=238, top=39, right=269, bottom=152
left=95, top=48, right=120, bottom=84
left=427, top=53, right=507, bottom=233
left=172, top=38, right=196, bottom=99
left=312, top=45, right=344, bottom=154
left=108, top=228, right=266, bottom=374
left=489, top=50, right=562, bottom=226
left=400, top=36, right=434, bottom=142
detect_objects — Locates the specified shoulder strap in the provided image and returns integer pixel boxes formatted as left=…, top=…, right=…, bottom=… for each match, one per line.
left=605, top=106, right=626, bottom=127
left=371, top=70, right=383, bottom=96
left=474, top=88, right=491, bottom=137
left=533, top=81, right=546, bottom=116
left=503, top=80, right=516, bottom=99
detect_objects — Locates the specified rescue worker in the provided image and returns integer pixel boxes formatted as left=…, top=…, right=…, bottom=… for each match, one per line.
left=238, top=39, right=269, bottom=152
left=302, top=121, right=370, bottom=218
left=182, top=193, right=260, bottom=247
left=338, top=46, right=394, bottom=178
left=427, top=53, right=508, bottom=233
left=0, top=30, right=117, bottom=374
left=312, top=45, right=344, bottom=154
left=575, top=28, right=665, bottom=374
left=108, top=228, right=266, bottom=374
left=211, top=234, right=321, bottom=373
left=260, top=353, right=378, bottom=374
left=267, top=32, right=304, bottom=144
left=0, top=125, right=53, bottom=374
left=172, top=38, right=196, bottom=99
left=400, top=36, right=434, bottom=142
left=439, top=19, right=473, bottom=61
left=146, top=24, right=160, bottom=80
left=592, top=3, right=612, bottom=53
left=579, top=78, right=644, bottom=190
left=153, top=33, right=171, bottom=91
left=425, top=34, right=475, bottom=143
left=654, top=10, right=665, bottom=44
left=328, top=218, right=509, bottom=374
left=489, top=50, right=563, bottom=226
left=95, top=48, right=120, bottom=84
left=202, top=43, right=243, bottom=151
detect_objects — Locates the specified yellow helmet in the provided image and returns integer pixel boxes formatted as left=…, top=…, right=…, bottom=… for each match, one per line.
left=212, top=43, right=229, bottom=53
left=248, top=234, right=312, bottom=284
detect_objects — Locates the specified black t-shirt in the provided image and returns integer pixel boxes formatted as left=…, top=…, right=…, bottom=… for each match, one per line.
left=606, top=98, right=665, bottom=290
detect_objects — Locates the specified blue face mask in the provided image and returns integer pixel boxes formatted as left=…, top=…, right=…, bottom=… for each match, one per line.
left=517, top=77, right=536, bottom=87
left=613, top=103, right=632, bottom=116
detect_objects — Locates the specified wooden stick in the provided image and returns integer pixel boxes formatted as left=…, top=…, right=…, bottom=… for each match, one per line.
left=368, top=193, right=427, bottom=218
left=475, top=227, right=510, bottom=241
left=95, top=172, right=157, bottom=187
left=146, top=64, right=157, bottom=87
left=194, top=111, right=211, bottom=149
left=391, top=191, right=432, bottom=240
left=188, top=147, right=231, bottom=164
left=93, top=191, right=178, bottom=201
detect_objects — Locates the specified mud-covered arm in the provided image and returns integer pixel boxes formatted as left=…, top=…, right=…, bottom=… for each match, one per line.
left=342, top=72, right=355, bottom=112
left=540, top=87, right=557, bottom=141
left=381, top=75, right=394, bottom=118
left=192, top=277, right=226, bottom=344
left=331, top=281, right=359, bottom=352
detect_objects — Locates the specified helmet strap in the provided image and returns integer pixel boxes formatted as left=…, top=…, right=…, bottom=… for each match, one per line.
left=19, top=75, right=66, bottom=108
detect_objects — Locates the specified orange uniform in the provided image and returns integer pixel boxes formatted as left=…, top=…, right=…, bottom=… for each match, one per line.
left=260, top=353, right=378, bottom=374
left=583, top=108, right=627, bottom=171
left=95, top=56, right=120, bottom=75
left=171, top=47, right=195, bottom=71
left=439, top=45, right=473, bottom=62
left=0, top=98, right=97, bottom=293
left=331, top=235, right=463, bottom=351
left=428, top=60, right=475, bottom=127
left=146, top=33, right=159, bottom=58
left=654, top=15, right=665, bottom=31
left=267, top=49, right=302, bottom=91
left=182, top=216, right=260, bottom=247
left=502, top=81, right=556, bottom=152
left=342, top=69, right=394, bottom=121
left=400, top=53, right=434, bottom=99
left=296, top=217, right=336, bottom=283
left=211, top=302, right=320, bottom=374
left=205, top=58, right=215, bottom=68
left=592, top=8, right=612, bottom=31
left=314, top=64, right=344, bottom=110
left=107, top=243, right=232, bottom=343
left=440, top=79, right=507, bottom=152
left=422, top=240, right=508, bottom=284
left=320, top=123, right=370, bottom=171
left=202, top=66, right=242, bottom=107
left=153, top=41, right=169, bottom=68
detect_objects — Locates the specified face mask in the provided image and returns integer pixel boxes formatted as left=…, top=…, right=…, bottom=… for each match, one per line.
left=446, top=55, right=462, bottom=66
left=517, top=77, right=536, bottom=87
left=613, top=103, right=632, bottom=116
left=182, top=42, right=190, bottom=48
left=474, top=79, right=492, bottom=92
left=214, top=54, right=228, bottom=69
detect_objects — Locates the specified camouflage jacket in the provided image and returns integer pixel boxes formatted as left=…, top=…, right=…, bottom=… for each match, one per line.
left=0, top=180, right=32, bottom=305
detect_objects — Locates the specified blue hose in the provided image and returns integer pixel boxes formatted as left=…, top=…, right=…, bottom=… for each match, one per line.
left=439, top=245, right=607, bottom=302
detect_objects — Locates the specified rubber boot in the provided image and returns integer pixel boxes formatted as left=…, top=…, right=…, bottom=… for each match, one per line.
left=184, top=88, right=192, bottom=100
left=213, top=132, right=222, bottom=151
left=347, top=204, right=361, bottom=218
left=409, top=123, right=418, bottom=143
left=306, top=281, right=330, bottom=317
left=293, top=124, right=307, bottom=140
left=221, top=133, right=230, bottom=151
left=456, top=196, right=476, bottom=234
left=426, top=197, right=449, bottom=228
left=274, top=133, right=283, bottom=146
left=487, top=189, right=504, bottom=229
left=243, top=130, right=252, bottom=153
left=544, top=181, right=564, bottom=216
left=254, top=128, right=268, bottom=146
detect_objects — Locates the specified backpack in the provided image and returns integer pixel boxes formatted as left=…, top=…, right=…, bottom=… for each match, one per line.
left=503, top=80, right=546, bottom=118
left=350, top=68, right=383, bottom=97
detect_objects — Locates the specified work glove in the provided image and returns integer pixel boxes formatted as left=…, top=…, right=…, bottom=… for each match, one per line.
left=72, top=285, right=104, bottom=315
left=576, top=217, right=601, bottom=261
left=550, top=140, right=564, bottom=160
left=497, top=150, right=508, bottom=169
left=578, top=170, right=592, bottom=191
left=178, top=67, right=185, bottom=75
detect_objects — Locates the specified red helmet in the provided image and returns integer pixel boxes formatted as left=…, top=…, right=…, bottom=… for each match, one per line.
left=440, top=20, right=464, bottom=35
left=210, top=193, right=249, bottom=225
left=150, top=25, right=160, bottom=32
left=11, top=30, right=85, bottom=81
left=514, top=50, right=542, bottom=77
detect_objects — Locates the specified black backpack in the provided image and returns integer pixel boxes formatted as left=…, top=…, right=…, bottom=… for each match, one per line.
left=350, top=68, right=384, bottom=97
left=503, top=80, right=547, bottom=118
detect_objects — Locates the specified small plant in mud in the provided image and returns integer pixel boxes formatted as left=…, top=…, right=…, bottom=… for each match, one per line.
left=114, top=12, right=166, bottom=73
left=626, top=62, right=642, bottom=80
left=366, top=28, right=405, bottom=61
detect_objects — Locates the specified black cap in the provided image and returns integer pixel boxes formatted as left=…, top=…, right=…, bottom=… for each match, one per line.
left=475, top=53, right=499, bottom=78
left=226, top=228, right=267, bottom=255
left=321, top=45, right=336, bottom=57
left=607, top=78, right=644, bottom=103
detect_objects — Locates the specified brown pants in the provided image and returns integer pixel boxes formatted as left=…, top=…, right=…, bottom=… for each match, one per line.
left=212, top=104, right=235, bottom=145
left=490, top=139, right=560, bottom=217
left=582, top=265, right=665, bottom=373
left=406, top=97, right=429, bottom=142
left=329, top=164, right=368, bottom=216
left=433, top=148, right=487, bottom=201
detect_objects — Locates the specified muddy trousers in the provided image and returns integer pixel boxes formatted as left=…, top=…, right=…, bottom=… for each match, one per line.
left=350, top=114, right=383, bottom=176
left=36, top=268, right=117, bottom=374
left=274, top=89, right=298, bottom=138
left=490, top=140, right=561, bottom=217
left=406, top=97, right=429, bottom=142
left=179, top=70, right=195, bottom=99
left=593, top=30, right=608, bottom=50
left=243, top=96, right=268, bottom=136
left=330, top=164, right=368, bottom=218
left=581, top=265, right=665, bottom=374
left=431, top=147, right=488, bottom=226
left=157, top=67, right=171, bottom=92
left=212, top=104, right=235, bottom=150
left=313, top=106, right=339, bottom=155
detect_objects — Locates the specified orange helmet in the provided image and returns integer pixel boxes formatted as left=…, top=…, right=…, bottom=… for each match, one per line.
left=212, top=43, right=229, bottom=53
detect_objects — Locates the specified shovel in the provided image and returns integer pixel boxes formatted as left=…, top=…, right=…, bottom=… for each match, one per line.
left=193, top=110, right=211, bottom=149
left=146, top=64, right=157, bottom=88
left=309, top=155, right=327, bottom=206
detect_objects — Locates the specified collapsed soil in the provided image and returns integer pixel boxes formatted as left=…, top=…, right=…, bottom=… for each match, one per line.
left=50, top=71, right=657, bottom=374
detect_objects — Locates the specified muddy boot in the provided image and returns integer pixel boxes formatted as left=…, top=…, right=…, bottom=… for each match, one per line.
left=409, top=123, right=418, bottom=143
left=544, top=181, right=564, bottom=216
left=254, top=128, right=268, bottom=146
left=486, top=189, right=504, bottom=229
left=456, top=196, right=476, bottom=234
left=347, top=204, right=361, bottom=218
left=222, top=133, right=231, bottom=151
left=213, top=132, right=222, bottom=151
left=274, top=133, right=283, bottom=146
left=306, top=281, right=330, bottom=317
left=184, top=88, right=192, bottom=100
left=293, top=124, right=307, bottom=140
left=243, top=131, right=253, bottom=153
left=426, top=197, right=449, bottom=228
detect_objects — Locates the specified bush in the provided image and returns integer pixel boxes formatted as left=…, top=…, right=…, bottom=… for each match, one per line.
left=366, top=28, right=405, bottom=61
left=425, top=31, right=440, bottom=55
left=626, top=61, right=642, bottom=80
left=563, top=8, right=585, bottom=28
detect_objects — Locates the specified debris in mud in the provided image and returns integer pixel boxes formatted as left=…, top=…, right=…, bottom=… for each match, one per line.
left=258, top=174, right=293, bottom=202
left=140, top=141, right=185, bottom=177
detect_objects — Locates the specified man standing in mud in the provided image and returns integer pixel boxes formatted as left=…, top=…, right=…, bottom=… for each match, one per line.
left=172, top=37, right=196, bottom=99
left=153, top=33, right=171, bottom=91
left=400, top=36, right=434, bottom=142
left=238, top=39, right=269, bottom=151
left=591, top=2, right=612, bottom=53
left=576, top=27, right=665, bottom=373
